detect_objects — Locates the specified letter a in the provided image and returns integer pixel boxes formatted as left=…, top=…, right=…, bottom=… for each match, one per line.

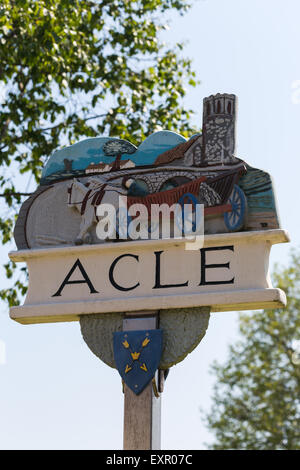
left=52, top=258, right=99, bottom=297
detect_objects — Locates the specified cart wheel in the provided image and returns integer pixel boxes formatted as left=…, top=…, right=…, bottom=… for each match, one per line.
left=115, top=208, right=132, bottom=239
left=224, top=185, right=247, bottom=232
left=177, top=193, right=199, bottom=235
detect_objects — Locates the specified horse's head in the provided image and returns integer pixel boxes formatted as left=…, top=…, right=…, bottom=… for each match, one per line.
left=67, top=178, right=88, bottom=207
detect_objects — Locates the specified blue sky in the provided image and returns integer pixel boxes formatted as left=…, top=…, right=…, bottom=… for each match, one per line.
left=0, top=0, right=299, bottom=450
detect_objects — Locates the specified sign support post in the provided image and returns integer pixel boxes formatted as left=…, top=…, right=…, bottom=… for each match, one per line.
left=122, top=312, right=161, bottom=450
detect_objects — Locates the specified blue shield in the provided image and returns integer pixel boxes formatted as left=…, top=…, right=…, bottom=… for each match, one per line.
left=113, top=329, right=163, bottom=395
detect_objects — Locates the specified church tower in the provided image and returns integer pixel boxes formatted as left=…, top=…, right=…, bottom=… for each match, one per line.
left=202, top=93, right=237, bottom=166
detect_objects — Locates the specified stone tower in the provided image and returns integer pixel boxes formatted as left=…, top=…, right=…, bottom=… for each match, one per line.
left=202, top=93, right=237, bottom=166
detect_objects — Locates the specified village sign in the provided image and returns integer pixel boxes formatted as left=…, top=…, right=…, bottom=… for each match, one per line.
left=9, top=94, right=289, bottom=447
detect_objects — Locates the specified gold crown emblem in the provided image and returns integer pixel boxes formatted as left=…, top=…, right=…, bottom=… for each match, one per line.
left=131, top=351, right=140, bottom=361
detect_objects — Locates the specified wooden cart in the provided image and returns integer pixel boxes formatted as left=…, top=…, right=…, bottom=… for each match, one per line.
left=125, top=164, right=247, bottom=233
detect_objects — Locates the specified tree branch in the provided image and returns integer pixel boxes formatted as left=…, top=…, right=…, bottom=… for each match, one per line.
left=40, top=113, right=107, bottom=132
left=0, top=192, right=33, bottom=198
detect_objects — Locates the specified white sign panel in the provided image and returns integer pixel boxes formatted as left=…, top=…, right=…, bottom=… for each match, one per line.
left=9, top=229, right=289, bottom=324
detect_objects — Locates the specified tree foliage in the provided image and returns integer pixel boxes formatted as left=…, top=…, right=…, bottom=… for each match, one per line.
left=0, top=0, right=198, bottom=305
left=103, top=139, right=137, bottom=157
left=204, top=251, right=300, bottom=450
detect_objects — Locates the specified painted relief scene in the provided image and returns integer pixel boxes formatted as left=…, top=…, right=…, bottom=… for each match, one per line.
left=15, top=94, right=280, bottom=249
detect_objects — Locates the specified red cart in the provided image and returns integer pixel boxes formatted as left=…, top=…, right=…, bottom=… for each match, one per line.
left=126, top=164, right=247, bottom=232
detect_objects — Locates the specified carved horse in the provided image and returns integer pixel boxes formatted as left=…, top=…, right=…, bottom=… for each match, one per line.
left=68, top=178, right=127, bottom=245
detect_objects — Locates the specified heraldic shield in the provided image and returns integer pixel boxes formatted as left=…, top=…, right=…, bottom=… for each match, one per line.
left=113, top=329, right=163, bottom=395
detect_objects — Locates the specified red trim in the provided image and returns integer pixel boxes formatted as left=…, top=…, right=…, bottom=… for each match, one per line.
left=204, top=204, right=232, bottom=216
left=127, top=175, right=207, bottom=210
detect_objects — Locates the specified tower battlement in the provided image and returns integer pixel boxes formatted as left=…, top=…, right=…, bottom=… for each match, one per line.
left=203, top=93, right=236, bottom=121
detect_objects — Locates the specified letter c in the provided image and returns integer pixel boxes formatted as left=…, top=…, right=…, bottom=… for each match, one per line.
left=109, top=253, right=140, bottom=292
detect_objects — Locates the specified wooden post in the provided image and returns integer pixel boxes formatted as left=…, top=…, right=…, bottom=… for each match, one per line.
left=123, top=312, right=161, bottom=450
